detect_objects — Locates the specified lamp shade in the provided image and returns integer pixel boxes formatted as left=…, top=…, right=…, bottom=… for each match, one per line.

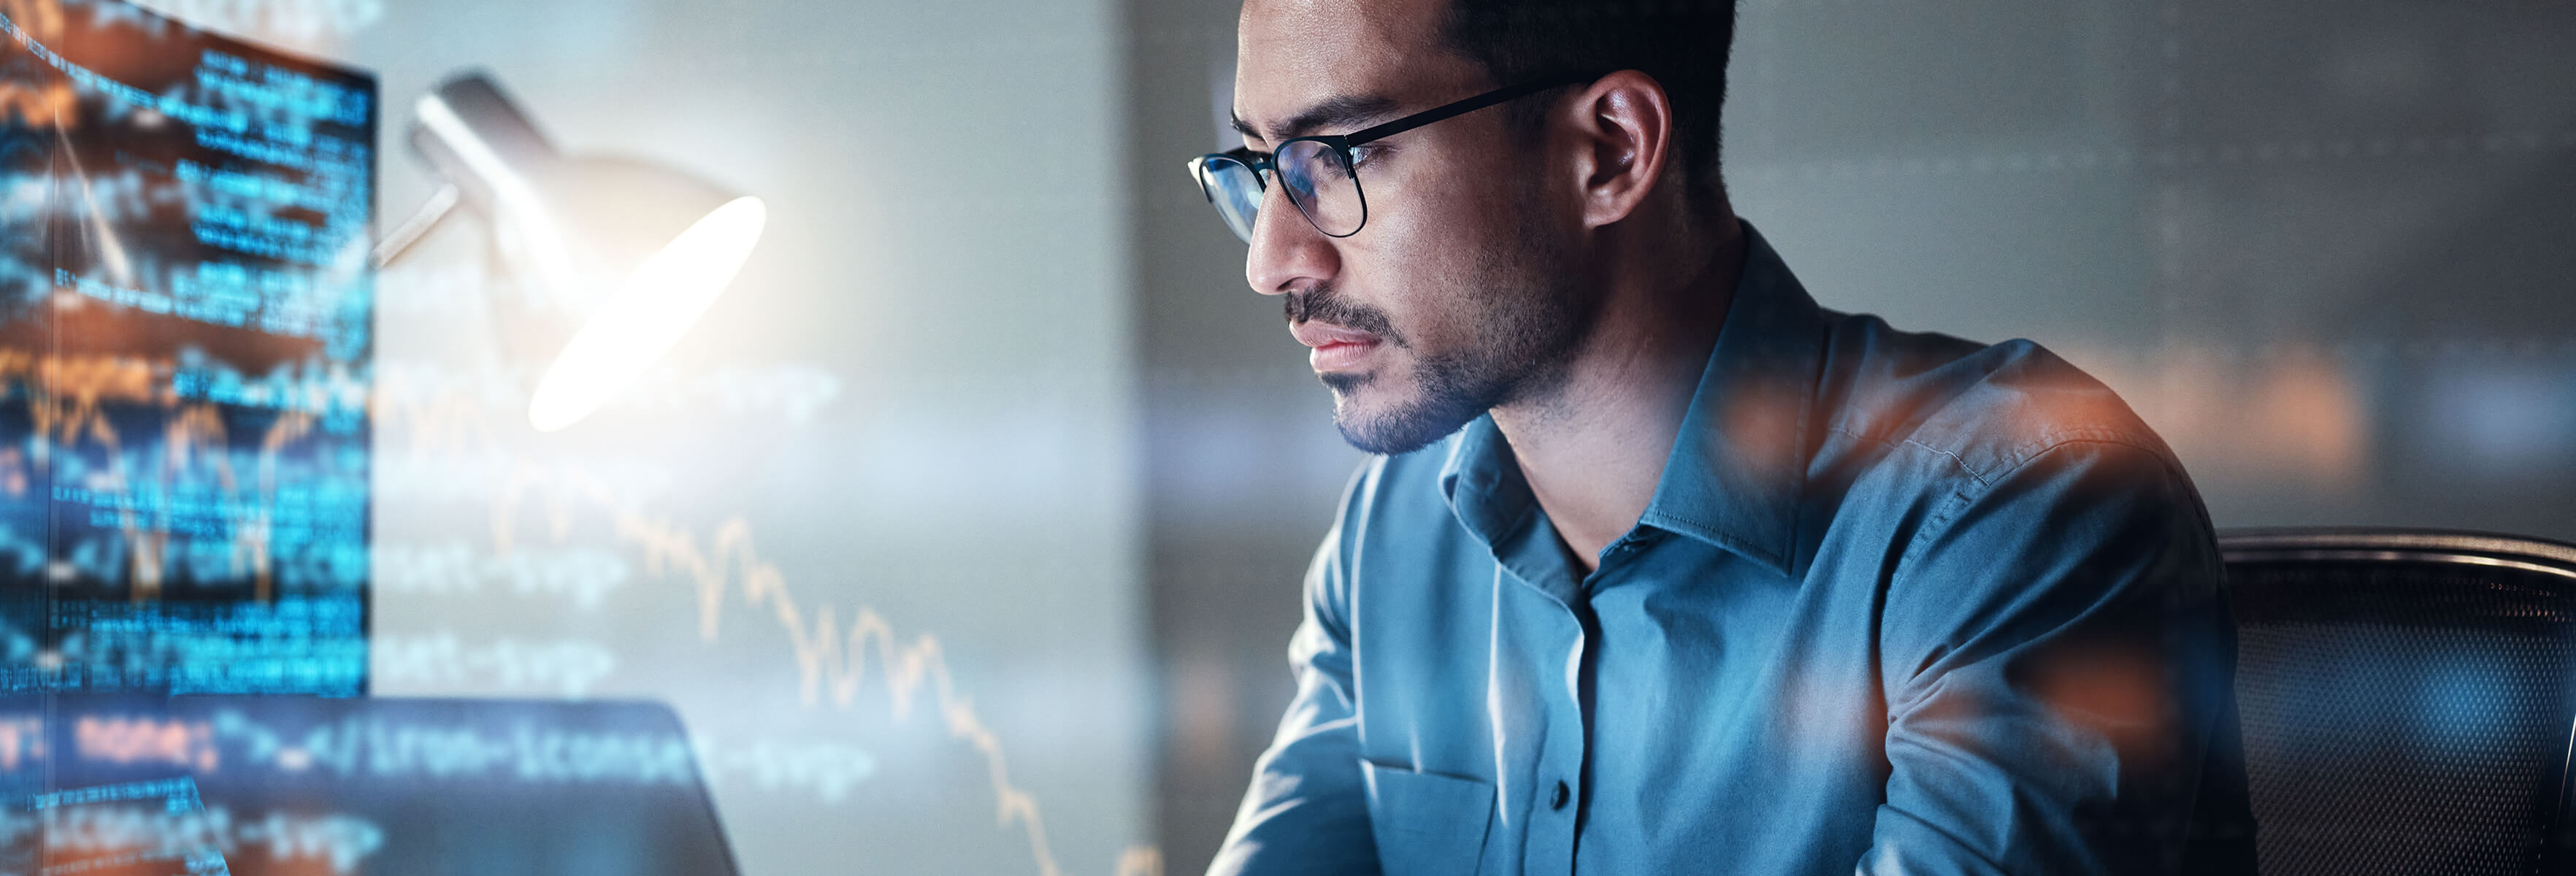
left=396, top=72, right=765, bottom=432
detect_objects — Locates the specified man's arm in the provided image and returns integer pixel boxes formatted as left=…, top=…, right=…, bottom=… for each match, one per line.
left=1863, top=439, right=2247, bottom=875
left=1205, top=510, right=1380, bottom=875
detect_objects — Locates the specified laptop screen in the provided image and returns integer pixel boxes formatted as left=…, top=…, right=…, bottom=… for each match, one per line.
left=6, top=695, right=740, bottom=875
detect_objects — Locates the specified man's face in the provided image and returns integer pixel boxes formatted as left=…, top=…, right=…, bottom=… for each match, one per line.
left=1234, top=0, right=1595, bottom=455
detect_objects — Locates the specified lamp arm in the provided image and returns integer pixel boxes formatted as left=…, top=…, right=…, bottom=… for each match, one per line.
left=372, top=182, right=463, bottom=268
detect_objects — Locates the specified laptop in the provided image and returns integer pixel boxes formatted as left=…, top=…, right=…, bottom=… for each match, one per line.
left=3, top=695, right=743, bottom=875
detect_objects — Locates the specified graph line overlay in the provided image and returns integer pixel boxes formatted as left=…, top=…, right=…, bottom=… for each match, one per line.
left=376, top=373, right=1161, bottom=876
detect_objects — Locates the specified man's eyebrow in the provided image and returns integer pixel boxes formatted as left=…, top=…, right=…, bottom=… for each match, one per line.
left=1230, top=93, right=1404, bottom=142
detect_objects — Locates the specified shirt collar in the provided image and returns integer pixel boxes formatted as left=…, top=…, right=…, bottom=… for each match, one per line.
left=1438, top=222, right=1822, bottom=575
left=1636, top=223, right=1822, bottom=575
left=1438, top=410, right=1533, bottom=549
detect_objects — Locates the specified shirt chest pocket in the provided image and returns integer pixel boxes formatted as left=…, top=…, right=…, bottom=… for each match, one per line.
left=1362, top=760, right=1495, bottom=876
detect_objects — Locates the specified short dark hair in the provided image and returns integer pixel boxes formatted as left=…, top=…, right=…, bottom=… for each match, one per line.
left=1438, top=0, right=1738, bottom=204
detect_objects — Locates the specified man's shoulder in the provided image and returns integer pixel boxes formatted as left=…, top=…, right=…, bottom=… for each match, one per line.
left=1815, top=311, right=2182, bottom=488
left=1806, top=314, right=2214, bottom=594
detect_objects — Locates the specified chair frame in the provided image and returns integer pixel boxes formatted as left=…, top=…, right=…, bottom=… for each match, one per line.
left=2220, top=526, right=2576, bottom=876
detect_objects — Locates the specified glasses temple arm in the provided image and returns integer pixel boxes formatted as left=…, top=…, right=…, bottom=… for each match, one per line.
left=1341, top=70, right=1606, bottom=146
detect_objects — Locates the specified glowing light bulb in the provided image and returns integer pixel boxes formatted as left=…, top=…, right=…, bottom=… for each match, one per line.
left=526, top=196, right=766, bottom=432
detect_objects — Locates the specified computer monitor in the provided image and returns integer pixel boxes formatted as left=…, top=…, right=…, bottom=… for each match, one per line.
left=0, top=0, right=375, bottom=695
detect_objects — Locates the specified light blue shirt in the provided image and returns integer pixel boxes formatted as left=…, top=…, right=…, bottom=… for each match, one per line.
left=1208, top=226, right=2253, bottom=876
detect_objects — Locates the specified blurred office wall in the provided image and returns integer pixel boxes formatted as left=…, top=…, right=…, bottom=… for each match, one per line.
left=1124, top=0, right=2576, bottom=872
left=1727, top=0, right=2576, bottom=534
left=158, top=0, right=1159, bottom=874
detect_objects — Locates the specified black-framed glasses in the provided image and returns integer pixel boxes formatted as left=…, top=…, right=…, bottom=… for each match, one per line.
left=1186, top=70, right=1602, bottom=243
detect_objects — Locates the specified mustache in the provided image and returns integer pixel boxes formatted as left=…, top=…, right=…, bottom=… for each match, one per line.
left=1285, top=286, right=1405, bottom=346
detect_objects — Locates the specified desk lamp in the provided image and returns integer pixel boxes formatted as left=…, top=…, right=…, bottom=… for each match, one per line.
left=372, top=71, right=766, bottom=431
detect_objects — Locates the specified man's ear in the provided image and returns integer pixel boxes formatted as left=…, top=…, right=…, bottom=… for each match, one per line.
left=1561, top=69, right=1675, bottom=230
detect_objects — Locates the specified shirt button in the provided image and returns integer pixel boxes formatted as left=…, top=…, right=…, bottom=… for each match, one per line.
left=1549, top=780, right=1571, bottom=810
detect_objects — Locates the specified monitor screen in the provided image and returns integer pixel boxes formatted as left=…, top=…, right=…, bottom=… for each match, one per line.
left=0, top=0, right=375, bottom=696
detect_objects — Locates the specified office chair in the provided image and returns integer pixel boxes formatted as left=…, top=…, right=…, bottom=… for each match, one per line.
left=2223, top=527, right=2576, bottom=876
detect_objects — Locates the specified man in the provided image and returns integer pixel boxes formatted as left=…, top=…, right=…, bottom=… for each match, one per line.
left=1182, top=0, right=2255, bottom=872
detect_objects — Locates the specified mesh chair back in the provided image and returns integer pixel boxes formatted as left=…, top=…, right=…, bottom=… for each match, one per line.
left=2223, top=528, right=2576, bottom=876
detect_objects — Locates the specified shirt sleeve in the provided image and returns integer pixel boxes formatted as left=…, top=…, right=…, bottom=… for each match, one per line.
left=1861, top=439, right=2248, bottom=876
left=1205, top=486, right=1381, bottom=876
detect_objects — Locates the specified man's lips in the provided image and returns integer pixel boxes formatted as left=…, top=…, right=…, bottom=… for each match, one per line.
left=1290, top=322, right=1381, bottom=372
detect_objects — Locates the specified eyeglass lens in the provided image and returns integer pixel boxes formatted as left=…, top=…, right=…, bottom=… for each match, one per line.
left=1197, top=142, right=1367, bottom=244
left=1200, top=157, right=1263, bottom=242
left=1276, top=140, right=1363, bottom=238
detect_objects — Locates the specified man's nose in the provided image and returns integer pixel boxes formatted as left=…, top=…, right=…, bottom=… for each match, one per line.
left=1245, top=185, right=1337, bottom=296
